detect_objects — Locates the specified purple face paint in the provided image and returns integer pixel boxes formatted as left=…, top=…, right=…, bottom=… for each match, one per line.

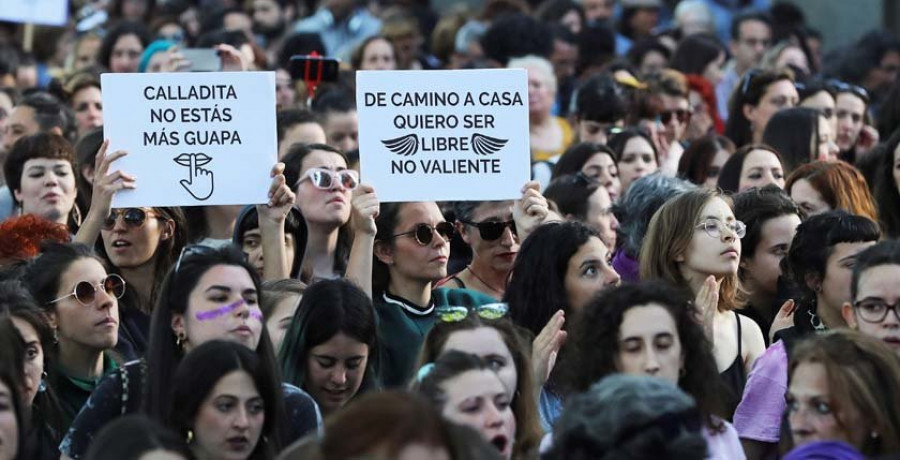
left=249, top=309, right=263, bottom=321
left=195, top=299, right=245, bottom=321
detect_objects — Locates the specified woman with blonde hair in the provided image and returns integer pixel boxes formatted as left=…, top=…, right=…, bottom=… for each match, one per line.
left=786, top=330, right=900, bottom=455
left=640, top=188, right=765, bottom=418
left=785, top=161, right=878, bottom=222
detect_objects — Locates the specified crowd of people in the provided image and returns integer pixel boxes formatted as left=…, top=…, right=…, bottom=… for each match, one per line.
left=1, top=0, right=900, bottom=459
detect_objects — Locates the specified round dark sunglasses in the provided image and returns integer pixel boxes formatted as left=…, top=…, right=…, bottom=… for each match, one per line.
left=459, top=219, right=517, bottom=241
left=103, top=208, right=157, bottom=231
left=389, top=222, right=455, bottom=246
left=50, top=274, right=127, bottom=306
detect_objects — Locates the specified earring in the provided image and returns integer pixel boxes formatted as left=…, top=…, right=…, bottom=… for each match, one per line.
left=38, top=371, right=48, bottom=392
left=186, top=429, right=193, bottom=443
left=52, top=328, right=59, bottom=344
left=175, top=332, right=185, bottom=348
left=871, top=431, right=880, bottom=439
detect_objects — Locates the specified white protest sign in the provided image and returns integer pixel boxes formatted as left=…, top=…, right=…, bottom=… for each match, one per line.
left=101, top=71, right=277, bottom=208
left=357, top=69, right=530, bottom=202
left=0, top=0, right=68, bottom=26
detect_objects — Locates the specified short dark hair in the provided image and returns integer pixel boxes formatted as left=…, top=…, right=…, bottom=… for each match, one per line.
left=608, top=128, right=659, bottom=165
left=732, top=185, right=800, bottom=274
left=16, top=92, right=77, bottom=142
left=4, top=133, right=76, bottom=203
left=782, top=211, right=881, bottom=312
left=574, top=74, right=629, bottom=123
left=480, top=13, right=554, bottom=65
left=730, top=11, right=772, bottom=41
left=851, top=240, right=900, bottom=301
left=310, top=87, right=356, bottom=117
left=276, top=109, right=320, bottom=144
left=626, top=38, right=672, bottom=71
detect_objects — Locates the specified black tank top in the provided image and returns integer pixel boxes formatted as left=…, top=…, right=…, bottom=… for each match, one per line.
left=719, top=311, right=746, bottom=420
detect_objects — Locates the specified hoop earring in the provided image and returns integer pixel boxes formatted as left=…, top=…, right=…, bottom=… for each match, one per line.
left=71, top=205, right=83, bottom=228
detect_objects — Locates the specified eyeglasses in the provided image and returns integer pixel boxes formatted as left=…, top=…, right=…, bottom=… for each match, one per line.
left=459, top=219, right=517, bottom=241
left=658, top=109, right=691, bottom=124
left=296, top=167, right=359, bottom=191
left=103, top=208, right=158, bottom=231
left=853, top=299, right=900, bottom=323
left=389, top=222, right=454, bottom=246
left=435, top=303, right=509, bottom=323
left=696, top=219, right=746, bottom=239
left=50, top=274, right=126, bottom=306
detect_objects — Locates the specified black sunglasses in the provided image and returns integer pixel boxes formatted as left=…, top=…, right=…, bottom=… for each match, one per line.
left=103, top=208, right=157, bottom=231
left=50, top=274, right=126, bottom=306
left=389, top=222, right=454, bottom=246
left=826, top=79, right=870, bottom=103
left=459, top=219, right=517, bottom=241
left=658, top=109, right=691, bottom=124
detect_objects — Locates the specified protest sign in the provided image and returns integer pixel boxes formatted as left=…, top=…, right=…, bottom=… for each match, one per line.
left=356, top=69, right=530, bottom=202
left=0, top=0, right=68, bottom=26
left=101, top=71, right=277, bottom=208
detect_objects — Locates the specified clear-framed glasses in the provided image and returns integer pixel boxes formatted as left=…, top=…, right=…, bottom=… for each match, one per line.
left=853, top=299, right=900, bottom=323
left=50, top=274, right=126, bottom=306
left=696, top=219, right=746, bottom=239
left=296, top=167, right=359, bottom=191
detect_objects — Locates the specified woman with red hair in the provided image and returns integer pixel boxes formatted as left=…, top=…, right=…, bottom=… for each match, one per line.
left=785, top=161, right=879, bottom=222
left=0, top=214, right=70, bottom=265
left=686, top=74, right=725, bottom=141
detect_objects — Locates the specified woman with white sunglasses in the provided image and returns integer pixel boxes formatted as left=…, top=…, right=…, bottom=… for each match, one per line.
left=283, top=143, right=358, bottom=282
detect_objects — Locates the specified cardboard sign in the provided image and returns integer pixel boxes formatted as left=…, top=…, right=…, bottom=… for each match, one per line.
left=101, top=71, right=277, bottom=208
left=0, top=0, right=68, bottom=26
left=356, top=69, right=530, bottom=202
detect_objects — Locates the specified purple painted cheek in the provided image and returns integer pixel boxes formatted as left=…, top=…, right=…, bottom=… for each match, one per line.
left=249, top=309, right=263, bottom=321
left=195, top=299, right=245, bottom=321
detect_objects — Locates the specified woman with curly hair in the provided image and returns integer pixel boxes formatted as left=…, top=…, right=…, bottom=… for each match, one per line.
left=0, top=215, right=69, bottom=265
left=564, top=281, right=743, bottom=458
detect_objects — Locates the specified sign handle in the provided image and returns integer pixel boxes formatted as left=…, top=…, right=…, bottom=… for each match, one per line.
left=23, top=23, right=34, bottom=52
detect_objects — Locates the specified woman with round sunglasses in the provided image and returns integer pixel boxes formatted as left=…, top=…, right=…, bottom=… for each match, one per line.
left=21, top=242, right=125, bottom=433
left=437, top=200, right=519, bottom=301
left=416, top=304, right=544, bottom=459
left=59, top=246, right=321, bottom=460
left=283, top=143, right=358, bottom=282
left=279, top=278, right=379, bottom=417
left=369, top=199, right=499, bottom=388
left=640, top=189, right=766, bottom=419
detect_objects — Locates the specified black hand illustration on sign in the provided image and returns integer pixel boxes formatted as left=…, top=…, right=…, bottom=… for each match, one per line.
left=174, top=153, right=215, bottom=201
left=381, top=133, right=419, bottom=156
left=471, top=133, right=508, bottom=155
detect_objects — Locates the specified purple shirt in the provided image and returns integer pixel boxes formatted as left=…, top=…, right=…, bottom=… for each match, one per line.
left=612, top=250, right=640, bottom=283
left=733, top=340, right=788, bottom=442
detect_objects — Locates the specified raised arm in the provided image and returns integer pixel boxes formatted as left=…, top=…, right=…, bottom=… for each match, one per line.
left=258, top=162, right=296, bottom=281
left=74, top=140, right=135, bottom=245
left=345, top=183, right=379, bottom=297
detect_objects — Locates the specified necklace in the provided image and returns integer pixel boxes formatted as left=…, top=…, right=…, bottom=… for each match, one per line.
left=466, top=265, right=504, bottom=296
